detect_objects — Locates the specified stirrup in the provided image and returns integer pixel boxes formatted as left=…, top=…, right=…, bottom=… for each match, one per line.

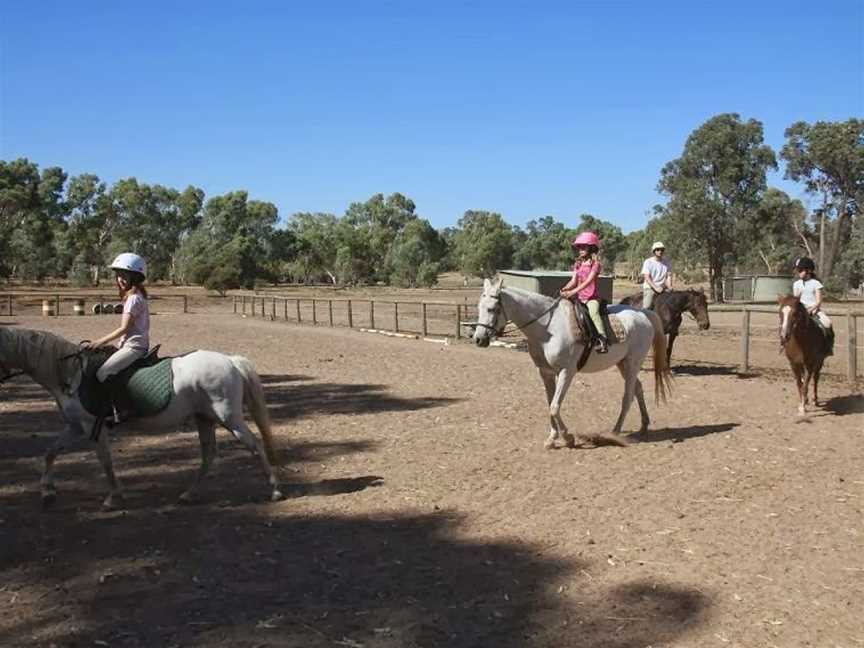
left=595, top=337, right=609, bottom=354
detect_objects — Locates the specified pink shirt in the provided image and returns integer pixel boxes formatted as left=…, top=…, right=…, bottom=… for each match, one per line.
left=120, top=292, right=150, bottom=350
left=572, top=260, right=601, bottom=302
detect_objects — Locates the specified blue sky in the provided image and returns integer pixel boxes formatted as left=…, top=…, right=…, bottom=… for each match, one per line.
left=2, top=1, right=861, bottom=232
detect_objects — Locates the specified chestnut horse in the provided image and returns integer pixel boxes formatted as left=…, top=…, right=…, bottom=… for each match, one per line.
left=778, top=294, right=830, bottom=415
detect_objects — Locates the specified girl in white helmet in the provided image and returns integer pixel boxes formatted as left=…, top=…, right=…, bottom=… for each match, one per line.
left=86, top=253, right=151, bottom=388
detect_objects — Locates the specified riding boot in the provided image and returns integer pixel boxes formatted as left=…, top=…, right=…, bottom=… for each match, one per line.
left=595, top=335, right=609, bottom=354
left=826, top=328, right=835, bottom=356
left=103, top=376, right=131, bottom=427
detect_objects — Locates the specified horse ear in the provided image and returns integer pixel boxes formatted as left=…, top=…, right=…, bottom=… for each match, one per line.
left=494, top=277, right=503, bottom=292
left=483, top=278, right=491, bottom=293
left=776, top=294, right=785, bottom=304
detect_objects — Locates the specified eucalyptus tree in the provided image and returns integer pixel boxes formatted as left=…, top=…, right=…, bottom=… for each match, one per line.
left=658, top=113, right=777, bottom=300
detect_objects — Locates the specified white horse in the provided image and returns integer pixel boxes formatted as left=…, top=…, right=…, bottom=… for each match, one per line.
left=472, top=279, right=672, bottom=448
left=0, top=326, right=283, bottom=509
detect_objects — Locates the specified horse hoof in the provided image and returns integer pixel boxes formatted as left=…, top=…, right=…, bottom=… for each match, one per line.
left=41, top=491, right=57, bottom=509
left=562, top=434, right=577, bottom=449
left=271, top=489, right=286, bottom=502
left=178, top=492, right=199, bottom=505
left=543, top=440, right=557, bottom=450
left=102, top=494, right=124, bottom=511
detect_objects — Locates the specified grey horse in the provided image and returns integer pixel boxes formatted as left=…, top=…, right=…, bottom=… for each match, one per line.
left=472, top=278, right=672, bottom=448
left=0, top=326, right=283, bottom=509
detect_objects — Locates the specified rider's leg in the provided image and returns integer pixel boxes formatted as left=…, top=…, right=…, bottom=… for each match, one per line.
left=816, top=311, right=834, bottom=355
left=587, top=300, right=608, bottom=352
left=96, top=346, right=146, bottom=422
left=642, top=285, right=655, bottom=310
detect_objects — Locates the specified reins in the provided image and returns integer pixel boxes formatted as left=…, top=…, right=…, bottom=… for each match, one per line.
left=474, top=293, right=562, bottom=336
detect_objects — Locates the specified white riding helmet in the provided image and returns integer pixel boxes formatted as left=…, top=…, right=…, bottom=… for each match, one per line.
left=110, top=252, right=147, bottom=278
left=652, top=241, right=666, bottom=252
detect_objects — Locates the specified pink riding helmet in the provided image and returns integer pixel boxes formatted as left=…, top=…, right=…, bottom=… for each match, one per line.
left=571, top=231, right=600, bottom=248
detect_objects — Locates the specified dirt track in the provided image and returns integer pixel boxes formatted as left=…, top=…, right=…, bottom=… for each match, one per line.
left=1, top=312, right=862, bottom=647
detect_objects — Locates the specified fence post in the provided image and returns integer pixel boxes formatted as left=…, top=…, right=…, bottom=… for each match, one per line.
left=740, top=308, right=751, bottom=372
left=370, top=301, right=375, bottom=329
left=183, top=295, right=188, bottom=314
left=421, top=303, right=428, bottom=336
left=296, top=299, right=301, bottom=323
left=456, top=304, right=461, bottom=339
left=283, top=298, right=288, bottom=320
left=328, top=300, right=333, bottom=326
left=55, top=295, right=60, bottom=317
left=312, top=299, right=317, bottom=325
left=261, top=298, right=265, bottom=318
left=347, top=299, right=353, bottom=328
left=848, top=313, right=858, bottom=385
left=233, top=296, right=237, bottom=314
left=271, top=298, right=276, bottom=320
left=394, top=302, right=399, bottom=332
left=7, top=295, right=12, bottom=316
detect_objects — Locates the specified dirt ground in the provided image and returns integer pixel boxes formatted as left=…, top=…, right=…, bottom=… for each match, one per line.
left=1, top=311, right=863, bottom=648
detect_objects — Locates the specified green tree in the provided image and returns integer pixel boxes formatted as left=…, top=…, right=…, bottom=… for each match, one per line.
left=739, top=188, right=808, bottom=274
left=658, top=113, right=777, bottom=301
left=781, top=119, right=864, bottom=282
left=287, top=212, right=340, bottom=283
left=65, top=174, right=118, bottom=285
left=388, top=218, right=445, bottom=287
left=452, top=210, right=514, bottom=278
left=575, top=214, right=626, bottom=272
left=511, top=216, right=574, bottom=270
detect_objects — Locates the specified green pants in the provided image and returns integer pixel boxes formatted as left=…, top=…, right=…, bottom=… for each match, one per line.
left=585, top=299, right=607, bottom=338
left=643, top=285, right=658, bottom=309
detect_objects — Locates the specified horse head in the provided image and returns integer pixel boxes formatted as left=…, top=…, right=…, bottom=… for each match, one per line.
left=473, top=277, right=506, bottom=347
left=778, top=294, right=806, bottom=346
left=687, top=288, right=710, bottom=330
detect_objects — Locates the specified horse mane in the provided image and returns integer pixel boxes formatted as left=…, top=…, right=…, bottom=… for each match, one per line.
left=0, top=327, right=81, bottom=385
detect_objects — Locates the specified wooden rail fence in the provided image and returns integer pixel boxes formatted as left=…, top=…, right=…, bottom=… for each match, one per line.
left=0, top=293, right=188, bottom=316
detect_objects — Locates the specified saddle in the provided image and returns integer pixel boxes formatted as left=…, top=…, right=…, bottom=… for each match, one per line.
left=77, top=345, right=175, bottom=421
left=571, top=299, right=617, bottom=371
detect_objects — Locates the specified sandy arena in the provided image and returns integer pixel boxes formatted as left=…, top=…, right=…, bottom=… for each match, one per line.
left=1, top=311, right=862, bottom=647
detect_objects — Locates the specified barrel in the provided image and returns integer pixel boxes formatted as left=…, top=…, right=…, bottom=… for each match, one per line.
left=73, top=299, right=86, bottom=316
left=42, top=299, right=54, bottom=316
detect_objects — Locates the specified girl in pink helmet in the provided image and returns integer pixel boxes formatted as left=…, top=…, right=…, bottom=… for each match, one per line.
left=559, top=232, right=609, bottom=353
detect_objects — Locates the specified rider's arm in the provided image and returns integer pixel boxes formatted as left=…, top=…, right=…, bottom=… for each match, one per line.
left=809, top=288, right=824, bottom=313
left=91, top=313, right=134, bottom=347
left=643, top=271, right=661, bottom=293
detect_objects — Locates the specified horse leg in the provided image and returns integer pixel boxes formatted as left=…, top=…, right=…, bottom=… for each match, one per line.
left=792, top=363, right=806, bottom=415
left=666, top=331, right=678, bottom=368
left=812, top=361, right=823, bottom=407
left=221, top=417, right=284, bottom=501
left=801, top=367, right=813, bottom=413
left=550, top=368, right=578, bottom=449
left=94, top=427, right=125, bottom=510
left=179, top=415, right=218, bottom=504
left=41, top=423, right=86, bottom=508
left=618, top=360, right=650, bottom=432
left=539, top=369, right=562, bottom=449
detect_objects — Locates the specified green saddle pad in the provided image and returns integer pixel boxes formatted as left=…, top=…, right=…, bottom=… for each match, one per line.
left=78, top=356, right=174, bottom=419
left=125, top=359, right=174, bottom=417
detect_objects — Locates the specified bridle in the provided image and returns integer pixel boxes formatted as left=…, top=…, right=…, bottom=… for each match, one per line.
left=473, top=292, right=562, bottom=337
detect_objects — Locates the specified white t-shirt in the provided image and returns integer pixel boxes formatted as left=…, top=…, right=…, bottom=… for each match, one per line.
left=793, top=278, right=824, bottom=309
left=119, top=293, right=150, bottom=350
left=641, top=257, right=672, bottom=286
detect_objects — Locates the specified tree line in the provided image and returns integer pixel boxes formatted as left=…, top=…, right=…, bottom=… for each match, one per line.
left=1, top=115, right=860, bottom=301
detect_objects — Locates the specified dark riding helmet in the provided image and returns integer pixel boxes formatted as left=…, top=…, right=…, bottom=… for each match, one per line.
left=794, top=257, right=816, bottom=271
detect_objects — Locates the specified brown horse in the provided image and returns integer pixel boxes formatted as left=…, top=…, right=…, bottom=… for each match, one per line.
left=620, top=289, right=710, bottom=366
left=778, top=294, right=830, bottom=415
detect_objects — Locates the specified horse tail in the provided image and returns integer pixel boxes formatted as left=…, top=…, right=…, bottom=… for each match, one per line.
left=229, top=355, right=280, bottom=466
left=644, top=310, right=673, bottom=404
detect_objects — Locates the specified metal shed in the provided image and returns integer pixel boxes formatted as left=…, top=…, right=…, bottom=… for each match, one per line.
left=724, top=275, right=793, bottom=302
left=497, top=270, right=614, bottom=301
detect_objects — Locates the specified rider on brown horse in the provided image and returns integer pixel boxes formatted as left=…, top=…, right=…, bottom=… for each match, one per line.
left=792, top=256, right=834, bottom=356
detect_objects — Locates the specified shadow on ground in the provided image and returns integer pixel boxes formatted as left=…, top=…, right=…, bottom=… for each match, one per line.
left=822, top=393, right=864, bottom=416
left=1, top=482, right=711, bottom=648
left=630, top=422, right=740, bottom=444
